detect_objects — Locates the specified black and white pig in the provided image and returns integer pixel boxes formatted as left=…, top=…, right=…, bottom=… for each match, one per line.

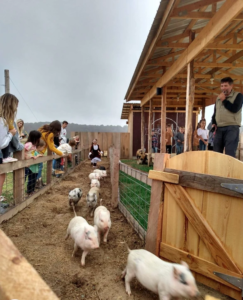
left=122, top=248, right=200, bottom=299
left=86, top=186, right=100, bottom=217
left=68, top=188, right=82, bottom=207
left=65, top=216, right=99, bottom=266
left=94, top=205, right=111, bottom=244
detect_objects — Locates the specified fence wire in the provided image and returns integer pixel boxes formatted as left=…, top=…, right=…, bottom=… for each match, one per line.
left=1, top=151, right=83, bottom=216
left=119, top=170, right=151, bottom=231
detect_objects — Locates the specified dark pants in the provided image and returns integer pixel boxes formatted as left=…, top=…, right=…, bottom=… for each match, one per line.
left=166, top=145, right=172, bottom=154
left=25, top=168, right=38, bottom=194
left=1, top=145, right=9, bottom=159
left=208, top=144, right=213, bottom=151
left=199, top=140, right=207, bottom=151
left=213, top=126, right=239, bottom=158
left=176, top=144, right=183, bottom=155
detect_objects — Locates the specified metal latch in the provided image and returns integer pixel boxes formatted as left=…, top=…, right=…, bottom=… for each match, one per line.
left=214, top=272, right=243, bottom=296
left=221, top=183, right=243, bottom=195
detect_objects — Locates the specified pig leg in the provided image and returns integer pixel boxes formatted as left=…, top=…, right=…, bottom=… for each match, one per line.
left=158, top=292, right=171, bottom=300
left=124, top=269, right=135, bottom=296
left=81, top=250, right=88, bottom=266
left=72, top=243, right=78, bottom=257
left=103, top=228, right=110, bottom=243
left=97, top=230, right=101, bottom=245
left=65, top=232, right=69, bottom=240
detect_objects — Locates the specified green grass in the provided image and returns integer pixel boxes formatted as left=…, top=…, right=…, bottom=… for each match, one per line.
left=121, top=159, right=153, bottom=173
left=119, top=170, right=151, bottom=230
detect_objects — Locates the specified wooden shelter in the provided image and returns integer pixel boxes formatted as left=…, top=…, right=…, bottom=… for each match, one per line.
left=123, top=0, right=243, bottom=153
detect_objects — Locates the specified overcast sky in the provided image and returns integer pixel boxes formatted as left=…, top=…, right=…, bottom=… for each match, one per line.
left=0, top=0, right=164, bottom=126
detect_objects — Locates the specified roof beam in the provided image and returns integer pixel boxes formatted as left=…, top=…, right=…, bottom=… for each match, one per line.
left=172, top=0, right=223, bottom=16
left=157, top=43, right=243, bottom=50
left=125, top=0, right=180, bottom=101
left=141, top=0, right=243, bottom=106
left=171, top=12, right=243, bottom=20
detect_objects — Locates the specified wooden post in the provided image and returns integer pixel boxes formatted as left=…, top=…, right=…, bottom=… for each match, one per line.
left=0, top=229, right=60, bottom=300
left=141, top=105, right=145, bottom=151
left=13, top=150, right=25, bottom=204
left=184, top=31, right=195, bottom=152
left=111, top=148, right=120, bottom=208
left=4, top=70, right=10, bottom=93
left=147, top=99, right=153, bottom=165
left=160, top=87, right=167, bottom=153
left=46, top=149, right=52, bottom=184
left=202, top=99, right=206, bottom=119
left=145, top=153, right=170, bottom=255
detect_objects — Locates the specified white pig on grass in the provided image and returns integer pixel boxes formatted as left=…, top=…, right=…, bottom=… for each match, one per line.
left=121, top=247, right=200, bottom=299
left=65, top=216, right=99, bottom=266
left=94, top=206, right=111, bottom=244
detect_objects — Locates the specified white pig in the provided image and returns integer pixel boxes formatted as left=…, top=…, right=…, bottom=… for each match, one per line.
left=90, top=179, right=100, bottom=188
left=86, top=187, right=100, bottom=217
left=121, top=248, right=199, bottom=299
left=89, top=173, right=101, bottom=181
left=94, top=206, right=111, bottom=244
left=93, top=169, right=107, bottom=177
left=65, top=216, right=99, bottom=266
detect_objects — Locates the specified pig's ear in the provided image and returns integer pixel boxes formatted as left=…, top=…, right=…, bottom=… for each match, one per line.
left=181, top=261, right=189, bottom=269
left=173, top=267, right=180, bottom=280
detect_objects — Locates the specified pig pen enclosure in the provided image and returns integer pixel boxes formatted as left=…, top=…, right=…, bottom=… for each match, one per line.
left=0, top=152, right=238, bottom=300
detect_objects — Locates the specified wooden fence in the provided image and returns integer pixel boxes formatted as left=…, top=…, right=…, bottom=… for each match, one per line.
left=72, top=132, right=130, bottom=158
left=146, top=152, right=243, bottom=300
left=0, top=147, right=89, bottom=223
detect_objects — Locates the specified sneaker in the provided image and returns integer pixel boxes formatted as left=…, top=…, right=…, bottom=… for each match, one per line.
left=3, top=157, right=18, bottom=163
left=55, top=170, right=65, bottom=175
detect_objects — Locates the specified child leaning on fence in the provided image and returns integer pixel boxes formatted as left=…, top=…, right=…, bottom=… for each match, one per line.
left=24, top=131, right=42, bottom=196
left=54, top=138, right=77, bottom=174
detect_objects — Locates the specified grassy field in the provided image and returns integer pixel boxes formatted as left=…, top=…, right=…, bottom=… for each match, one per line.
left=120, top=159, right=153, bottom=173
left=119, top=170, right=151, bottom=230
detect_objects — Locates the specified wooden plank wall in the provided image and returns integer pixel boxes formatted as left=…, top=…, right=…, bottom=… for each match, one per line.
left=72, top=132, right=130, bottom=158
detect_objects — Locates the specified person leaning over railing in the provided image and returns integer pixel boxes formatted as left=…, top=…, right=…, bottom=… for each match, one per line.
left=17, top=119, right=28, bottom=144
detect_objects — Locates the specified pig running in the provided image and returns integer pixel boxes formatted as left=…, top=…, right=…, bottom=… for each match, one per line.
left=89, top=173, right=101, bottom=181
left=93, top=169, right=107, bottom=181
left=65, top=216, right=99, bottom=266
left=68, top=188, right=82, bottom=207
left=122, top=248, right=199, bottom=299
left=90, top=179, right=100, bottom=188
left=94, top=205, right=111, bottom=244
left=86, top=186, right=100, bottom=217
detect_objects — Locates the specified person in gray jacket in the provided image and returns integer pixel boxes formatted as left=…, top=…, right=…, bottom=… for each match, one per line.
left=9, top=121, right=24, bottom=154
left=174, top=127, right=184, bottom=155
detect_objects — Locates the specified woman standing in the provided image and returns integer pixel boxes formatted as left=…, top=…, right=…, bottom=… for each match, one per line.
left=17, top=119, right=28, bottom=143
left=197, top=119, right=208, bottom=151
left=89, top=139, right=103, bottom=167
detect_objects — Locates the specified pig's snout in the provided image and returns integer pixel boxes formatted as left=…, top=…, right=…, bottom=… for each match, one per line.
left=191, top=290, right=200, bottom=298
left=104, top=226, right=109, bottom=231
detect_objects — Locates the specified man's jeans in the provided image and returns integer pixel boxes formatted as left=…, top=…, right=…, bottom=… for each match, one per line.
left=176, top=144, right=183, bottom=155
left=152, top=147, right=158, bottom=153
left=213, top=126, right=239, bottom=158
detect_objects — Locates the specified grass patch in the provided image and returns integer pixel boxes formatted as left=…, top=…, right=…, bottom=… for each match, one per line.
left=120, top=159, right=153, bottom=173
left=119, top=170, right=151, bottom=230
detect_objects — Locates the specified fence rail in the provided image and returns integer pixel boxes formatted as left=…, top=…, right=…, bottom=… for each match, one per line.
left=0, top=147, right=89, bottom=223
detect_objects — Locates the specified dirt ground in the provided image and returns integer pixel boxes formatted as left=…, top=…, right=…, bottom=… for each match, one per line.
left=1, top=158, right=233, bottom=300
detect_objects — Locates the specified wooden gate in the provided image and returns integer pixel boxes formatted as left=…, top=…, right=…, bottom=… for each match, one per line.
left=147, top=152, right=243, bottom=300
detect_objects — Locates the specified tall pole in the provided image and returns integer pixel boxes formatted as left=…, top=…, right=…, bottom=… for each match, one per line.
left=4, top=70, right=10, bottom=93
left=161, top=86, right=167, bottom=153
left=141, top=105, right=145, bottom=151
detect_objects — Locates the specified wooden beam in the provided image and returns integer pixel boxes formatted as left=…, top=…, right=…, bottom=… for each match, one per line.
left=161, top=86, right=167, bottom=153
left=158, top=42, right=243, bottom=50
left=141, top=0, right=243, bottom=106
left=126, top=0, right=180, bottom=101
left=145, top=154, right=170, bottom=255
left=171, top=12, right=243, bottom=21
left=164, top=168, right=243, bottom=199
left=148, top=99, right=153, bottom=163
left=0, top=229, right=60, bottom=300
left=185, top=31, right=195, bottom=152
left=172, top=0, right=224, bottom=16
left=148, top=170, right=179, bottom=184
left=160, top=243, right=243, bottom=290
left=165, top=183, right=242, bottom=274
left=141, top=105, right=145, bottom=150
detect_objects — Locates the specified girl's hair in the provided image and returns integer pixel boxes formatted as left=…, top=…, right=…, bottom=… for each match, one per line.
left=69, top=138, right=76, bottom=147
left=0, top=93, right=19, bottom=126
left=16, top=118, right=24, bottom=135
left=39, top=120, right=61, bottom=138
left=26, top=130, right=41, bottom=147
left=38, top=139, right=46, bottom=148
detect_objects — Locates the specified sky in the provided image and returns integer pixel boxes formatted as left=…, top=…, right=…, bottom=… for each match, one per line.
left=0, top=0, right=165, bottom=126
left=0, top=0, right=214, bottom=126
